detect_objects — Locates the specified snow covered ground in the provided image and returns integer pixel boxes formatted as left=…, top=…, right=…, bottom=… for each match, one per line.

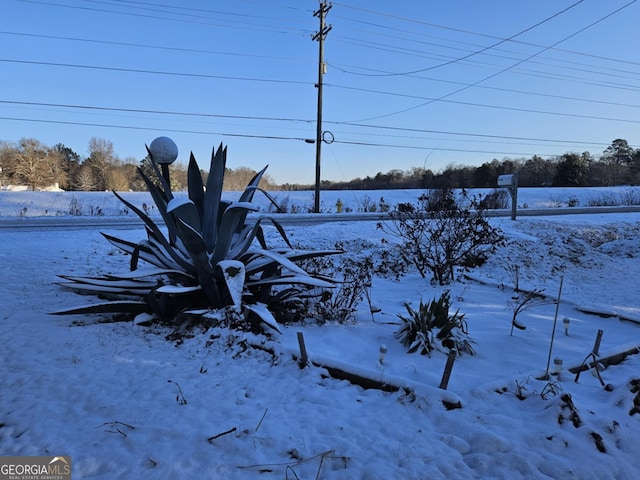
left=1, top=188, right=639, bottom=479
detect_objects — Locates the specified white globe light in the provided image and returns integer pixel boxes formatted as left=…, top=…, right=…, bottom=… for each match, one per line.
left=149, top=136, right=178, bottom=165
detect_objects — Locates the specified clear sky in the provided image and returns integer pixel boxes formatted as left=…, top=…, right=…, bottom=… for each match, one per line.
left=2, top=0, right=640, bottom=185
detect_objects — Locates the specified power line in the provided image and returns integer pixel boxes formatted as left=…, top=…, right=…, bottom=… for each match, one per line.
left=328, top=68, right=640, bottom=109
left=327, top=83, right=640, bottom=125
left=332, top=1, right=640, bottom=69
left=20, top=0, right=306, bottom=33
left=329, top=121, right=614, bottom=148
left=0, top=116, right=312, bottom=142
left=331, top=0, right=586, bottom=77
left=355, top=0, right=639, bottom=121
left=0, top=58, right=310, bottom=85
left=0, top=104, right=622, bottom=151
left=0, top=30, right=304, bottom=62
left=0, top=100, right=313, bottom=124
left=0, top=115, right=569, bottom=158
left=331, top=34, right=640, bottom=85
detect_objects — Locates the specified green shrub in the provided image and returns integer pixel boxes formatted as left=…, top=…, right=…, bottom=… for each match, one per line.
left=395, top=291, right=474, bottom=356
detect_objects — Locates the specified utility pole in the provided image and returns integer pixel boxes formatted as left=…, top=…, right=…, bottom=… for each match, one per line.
left=312, top=1, right=331, bottom=213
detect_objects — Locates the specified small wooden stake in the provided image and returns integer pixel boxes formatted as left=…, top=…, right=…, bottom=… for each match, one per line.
left=439, top=350, right=457, bottom=390
left=297, top=331, right=308, bottom=368
left=592, top=329, right=604, bottom=356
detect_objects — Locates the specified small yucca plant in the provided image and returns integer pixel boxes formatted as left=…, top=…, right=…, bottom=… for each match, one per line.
left=54, top=141, right=340, bottom=333
left=395, top=291, right=474, bottom=356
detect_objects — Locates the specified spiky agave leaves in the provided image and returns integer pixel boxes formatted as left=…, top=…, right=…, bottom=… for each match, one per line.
left=53, top=142, right=341, bottom=333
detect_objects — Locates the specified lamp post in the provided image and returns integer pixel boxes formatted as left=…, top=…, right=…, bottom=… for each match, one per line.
left=149, top=136, right=178, bottom=186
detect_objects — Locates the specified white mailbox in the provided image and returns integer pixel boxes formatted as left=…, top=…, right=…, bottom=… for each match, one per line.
left=497, top=174, right=516, bottom=187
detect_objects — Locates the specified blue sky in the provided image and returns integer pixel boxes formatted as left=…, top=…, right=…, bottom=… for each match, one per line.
left=2, top=0, right=640, bottom=185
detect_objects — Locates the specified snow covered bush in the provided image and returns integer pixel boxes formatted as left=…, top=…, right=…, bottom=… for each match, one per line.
left=478, top=188, right=509, bottom=210
left=395, top=291, right=474, bottom=356
left=310, top=252, right=374, bottom=324
left=54, top=142, right=340, bottom=334
left=282, top=239, right=375, bottom=324
left=378, top=189, right=504, bottom=285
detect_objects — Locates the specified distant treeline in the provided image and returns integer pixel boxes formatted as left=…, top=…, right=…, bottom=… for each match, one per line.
left=285, top=139, right=640, bottom=191
left=1, top=137, right=639, bottom=191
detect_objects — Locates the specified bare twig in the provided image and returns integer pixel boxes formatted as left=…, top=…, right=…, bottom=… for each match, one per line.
left=95, top=420, right=135, bottom=437
left=238, top=449, right=337, bottom=471
left=207, top=427, right=237, bottom=444
left=255, top=408, right=268, bottom=432
left=508, top=288, right=553, bottom=335
left=285, top=465, right=301, bottom=480
left=168, top=379, right=188, bottom=405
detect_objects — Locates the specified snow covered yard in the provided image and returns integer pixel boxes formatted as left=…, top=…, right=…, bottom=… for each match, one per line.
left=1, top=190, right=640, bottom=479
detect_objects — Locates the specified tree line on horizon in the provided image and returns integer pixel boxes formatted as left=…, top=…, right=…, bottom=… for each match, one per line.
left=1, top=137, right=638, bottom=192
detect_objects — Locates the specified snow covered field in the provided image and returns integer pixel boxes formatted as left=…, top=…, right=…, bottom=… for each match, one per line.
left=2, top=185, right=640, bottom=218
left=1, top=188, right=639, bottom=479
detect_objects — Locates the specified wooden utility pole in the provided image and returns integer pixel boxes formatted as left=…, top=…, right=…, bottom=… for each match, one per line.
left=312, top=1, right=331, bottom=213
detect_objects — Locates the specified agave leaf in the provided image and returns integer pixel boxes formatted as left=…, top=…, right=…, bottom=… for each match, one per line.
left=173, top=217, right=208, bottom=264
left=234, top=165, right=268, bottom=231
left=258, top=215, right=293, bottom=249
left=174, top=218, right=221, bottom=306
left=187, top=152, right=205, bottom=220
left=102, top=233, right=169, bottom=270
left=246, top=274, right=335, bottom=288
left=138, top=236, right=186, bottom=271
left=58, top=275, right=157, bottom=289
left=243, top=249, right=342, bottom=277
left=102, top=232, right=138, bottom=255
left=167, top=197, right=202, bottom=233
left=113, top=190, right=164, bottom=237
left=145, top=224, right=191, bottom=264
left=143, top=237, right=191, bottom=271
left=56, top=281, right=149, bottom=295
left=156, top=285, right=202, bottom=294
left=218, top=260, right=245, bottom=308
left=251, top=186, right=286, bottom=213
left=109, top=193, right=194, bottom=272
left=50, top=301, right=149, bottom=315
left=238, top=165, right=268, bottom=203
left=241, top=247, right=310, bottom=277
left=105, top=268, right=195, bottom=281
left=226, top=220, right=264, bottom=260
left=211, top=202, right=259, bottom=264
left=203, top=144, right=227, bottom=248
left=244, top=302, right=281, bottom=334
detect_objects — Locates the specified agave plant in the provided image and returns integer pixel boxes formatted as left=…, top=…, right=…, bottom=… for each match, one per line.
left=54, top=142, right=340, bottom=333
left=395, top=291, right=474, bottom=356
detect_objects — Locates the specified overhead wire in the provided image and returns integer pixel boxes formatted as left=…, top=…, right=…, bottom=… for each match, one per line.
left=0, top=115, right=578, bottom=158
left=0, top=58, right=310, bottom=85
left=329, top=0, right=586, bottom=77
left=5, top=0, right=640, bottom=164
left=349, top=0, right=640, bottom=121
left=332, top=1, right=640, bottom=68
left=0, top=100, right=623, bottom=151
left=19, top=0, right=306, bottom=33
left=0, top=30, right=305, bottom=62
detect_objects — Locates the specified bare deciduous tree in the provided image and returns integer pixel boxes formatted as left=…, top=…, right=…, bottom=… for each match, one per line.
left=75, top=165, right=99, bottom=191
left=13, top=138, right=64, bottom=191
left=84, top=137, right=118, bottom=191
